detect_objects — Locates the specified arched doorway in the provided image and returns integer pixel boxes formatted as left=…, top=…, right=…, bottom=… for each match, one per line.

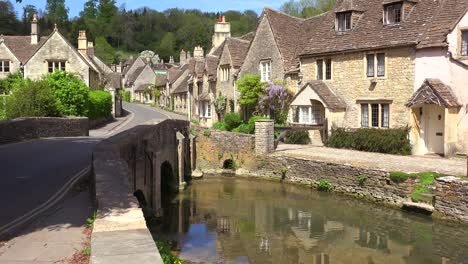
left=161, top=161, right=178, bottom=205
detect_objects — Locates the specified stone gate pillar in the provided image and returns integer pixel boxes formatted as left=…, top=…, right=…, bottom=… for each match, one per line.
left=176, top=131, right=187, bottom=190
left=255, top=120, right=274, bottom=155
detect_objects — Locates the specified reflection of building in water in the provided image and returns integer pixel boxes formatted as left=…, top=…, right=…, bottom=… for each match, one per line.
left=355, top=228, right=389, bottom=251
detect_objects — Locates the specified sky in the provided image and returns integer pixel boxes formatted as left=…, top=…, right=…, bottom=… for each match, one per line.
left=12, top=0, right=286, bottom=17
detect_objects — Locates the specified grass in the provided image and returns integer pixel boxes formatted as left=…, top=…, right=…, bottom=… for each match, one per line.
left=316, top=180, right=333, bottom=192
left=155, top=240, right=183, bottom=264
left=86, top=211, right=96, bottom=228
left=390, top=171, right=442, bottom=204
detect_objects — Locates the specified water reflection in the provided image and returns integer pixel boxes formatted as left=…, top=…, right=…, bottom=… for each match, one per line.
left=149, top=177, right=468, bottom=264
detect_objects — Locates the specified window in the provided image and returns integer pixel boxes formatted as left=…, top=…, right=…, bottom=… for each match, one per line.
left=200, top=101, right=212, bottom=118
left=462, top=30, right=468, bottom=56
left=297, top=102, right=323, bottom=125
left=325, top=59, right=332, bottom=80
left=361, top=103, right=390, bottom=128
left=316, top=59, right=323, bottom=80
left=220, top=65, right=230, bottom=82
left=260, top=60, right=271, bottom=82
left=336, top=12, right=352, bottom=32
left=384, top=3, right=402, bottom=25
left=48, top=61, right=66, bottom=73
left=0, top=60, right=10, bottom=73
left=366, top=53, right=385, bottom=78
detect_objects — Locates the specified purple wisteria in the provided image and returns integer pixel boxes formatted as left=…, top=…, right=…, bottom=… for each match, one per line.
left=258, top=82, right=293, bottom=121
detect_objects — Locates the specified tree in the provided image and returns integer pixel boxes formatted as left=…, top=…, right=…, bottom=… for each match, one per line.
left=280, top=0, right=335, bottom=18
left=45, top=0, right=69, bottom=28
left=0, top=0, right=19, bottom=35
left=157, top=32, right=176, bottom=62
left=95, top=36, right=116, bottom=64
left=258, top=82, right=294, bottom=124
left=21, top=4, right=37, bottom=34
left=236, top=74, right=266, bottom=108
left=97, top=0, right=117, bottom=36
left=80, top=0, right=98, bottom=19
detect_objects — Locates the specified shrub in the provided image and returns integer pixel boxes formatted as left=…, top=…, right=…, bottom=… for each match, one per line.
left=213, top=121, right=227, bottom=131
left=155, top=240, right=183, bottom=264
left=317, top=180, right=333, bottom=191
left=44, top=71, right=90, bottom=117
left=0, top=95, right=8, bottom=120
left=6, top=79, right=62, bottom=119
left=233, top=124, right=251, bottom=134
left=326, top=127, right=412, bottom=155
left=284, top=130, right=311, bottom=145
left=248, top=115, right=267, bottom=134
left=0, top=71, right=23, bottom=94
left=224, top=112, right=242, bottom=131
left=123, top=91, right=131, bottom=102
left=88, top=90, right=112, bottom=119
left=203, top=129, right=211, bottom=137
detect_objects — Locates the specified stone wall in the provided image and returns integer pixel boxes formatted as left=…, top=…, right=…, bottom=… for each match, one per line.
left=194, top=127, right=257, bottom=171
left=301, top=46, right=415, bottom=129
left=434, top=176, right=468, bottom=222
left=0, top=117, right=89, bottom=145
left=91, top=119, right=189, bottom=264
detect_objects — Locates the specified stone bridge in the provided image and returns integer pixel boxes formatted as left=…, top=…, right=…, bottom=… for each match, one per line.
left=91, top=119, right=192, bottom=263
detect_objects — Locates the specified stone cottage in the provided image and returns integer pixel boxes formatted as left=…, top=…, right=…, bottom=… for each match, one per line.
left=408, top=5, right=468, bottom=156
left=289, top=0, right=468, bottom=155
left=125, top=63, right=156, bottom=104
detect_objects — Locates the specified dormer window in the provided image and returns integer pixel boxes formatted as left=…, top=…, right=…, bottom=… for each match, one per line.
left=384, top=3, right=402, bottom=25
left=336, top=12, right=352, bottom=32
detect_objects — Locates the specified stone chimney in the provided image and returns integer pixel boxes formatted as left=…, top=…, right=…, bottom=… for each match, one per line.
left=180, top=49, right=187, bottom=65
left=193, top=46, right=204, bottom=58
left=187, top=51, right=192, bottom=60
left=87, top=42, right=94, bottom=57
left=210, top=15, right=231, bottom=54
left=78, top=31, right=87, bottom=56
left=31, top=13, right=39, bottom=45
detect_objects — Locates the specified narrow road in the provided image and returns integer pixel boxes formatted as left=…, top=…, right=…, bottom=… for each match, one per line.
left=0, top=103, right=174, bottom=232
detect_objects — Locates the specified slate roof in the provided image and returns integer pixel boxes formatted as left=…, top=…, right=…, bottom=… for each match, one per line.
left=239, top=32, right=255, bottom=42
left=206, top=55, right=219, bottom=81
left=0, top=36, right=47, bottom=63
left=172, top=75, right=190, bottom=94
left=295, top=81, right=347, bottom=111
left=298, top=0, right=468, bottom=56
left=263, top=8, right=305, bottom=70
left=156, top=74, right=168, bottom=87
left=135, top=83, right=152, bottom=92
left=226, top=38, right=250, bottom=68
left=334, top=0, right=366, bottom=12
left=406, top=79, right=460, bottom=108
left=127, top=66, right=145, bottom=84
left=168, top=64, right=189, bottom=84
left=105, top=72, right=122, bottom=89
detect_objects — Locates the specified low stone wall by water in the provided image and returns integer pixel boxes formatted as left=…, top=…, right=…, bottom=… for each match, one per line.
left=435, top=176, right=468, bottom=222
left=0, top=117, right=89, bottom=144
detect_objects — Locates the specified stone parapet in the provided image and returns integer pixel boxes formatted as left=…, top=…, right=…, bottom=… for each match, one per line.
left=435, top=176, right=468, bottom=222
left=255, top=120, right=274, bottom=155
left=0, top=117, right=89, bottom=145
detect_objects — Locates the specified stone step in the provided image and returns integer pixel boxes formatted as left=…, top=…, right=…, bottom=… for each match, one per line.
left=402, top=201, right=434, bottom=215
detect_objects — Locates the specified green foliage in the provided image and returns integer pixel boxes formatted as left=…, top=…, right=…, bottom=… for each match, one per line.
left=155, top=240, right=183, bottom=264
left=214, top=94, right=227, bottom=116
left=45, top=0, right=69, bottom=28
left=44, top=71, right=90, bottom=117
left=232, top=124, right=251, bottom=134
left=359, top=175, right=367, bottom=186
left=86, top=211, right=96, bottom=228
left=213, top=121, right=227, bottom=131
left=390, top=172, right=441, bottom=203
left=248, top=115, right=268, bottom=134
left=0, top=96, right=8, bottom=120
left=83, top=246, right=91, bottom=256
left=95, top=36, right=116, bottom=65
left=327, top=127, right=412, bottom=155
left=191, top=119, right=200, bottom=126
left=284, top=130, right=311, bottom=145
left=0, top=71, right=23, bottom=94
left=6, top=79, right=62, bottom=119
left=223, top=158, right=237, bottom=170
left=203, top=129, right=211, bottom=137
left=280, top=0, right=336, bottom=18
left=224, top=112, right=242, bottom=131
left=236, top=74, right=265, bottom=108
left=316, top=180, right=333, bottom=192
left=123, top=91, right=131, bottom=102
left=88, top=90, right=112, bottom=119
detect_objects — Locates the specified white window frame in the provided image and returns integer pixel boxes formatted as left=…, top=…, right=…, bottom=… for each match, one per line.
left=336, top=12, right=352, bottom=32
left=360, top=102, right=390, bottom=128
left=0, top=60, right=10, bottom=73
left=297, top=103, right=322, bottom=125
left=200, top=101, right=212, bottom=118
left=384, top=3, right=402, bottom=25
left=260, top=60, right=271, bottom=82
left=366, top=53, right=386, bottom=78
left=220, top=65, right=230, bottom=82
left=48, top=60, right=66, bottom=73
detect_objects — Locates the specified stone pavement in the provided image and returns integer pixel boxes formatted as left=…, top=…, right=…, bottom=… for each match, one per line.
left=274, top=144, right=467, bottom=176
left=0, top=189, right=93, bottom=263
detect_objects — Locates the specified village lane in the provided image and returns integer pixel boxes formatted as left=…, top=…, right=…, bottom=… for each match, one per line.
left=0, top=103, right=180, bottom=235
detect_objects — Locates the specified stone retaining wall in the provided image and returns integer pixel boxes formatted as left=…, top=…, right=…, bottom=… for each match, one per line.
left=435, top=176, right=468, bottom=222
left=0, top=117, right=89, bottom=144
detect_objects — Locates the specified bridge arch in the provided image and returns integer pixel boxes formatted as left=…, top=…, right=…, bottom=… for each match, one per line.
left=161, top=161, right=178, bottom=204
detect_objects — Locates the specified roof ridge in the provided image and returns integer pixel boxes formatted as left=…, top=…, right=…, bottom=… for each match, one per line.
left=263, top=6, right=306, bottom=21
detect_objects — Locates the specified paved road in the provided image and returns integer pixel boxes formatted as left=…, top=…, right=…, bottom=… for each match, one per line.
left=0, top=103, right=173, bottom=230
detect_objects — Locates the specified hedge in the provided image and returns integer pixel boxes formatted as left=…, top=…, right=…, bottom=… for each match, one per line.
left=0, top=95, right=8, bottom=120
left=326, top=127, right=412, bottom=155
left=284, top=130, right=311, bottom=145
left=88, top=90, right=113, bottom=119
left=224, top=112, right=242, bottom=131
